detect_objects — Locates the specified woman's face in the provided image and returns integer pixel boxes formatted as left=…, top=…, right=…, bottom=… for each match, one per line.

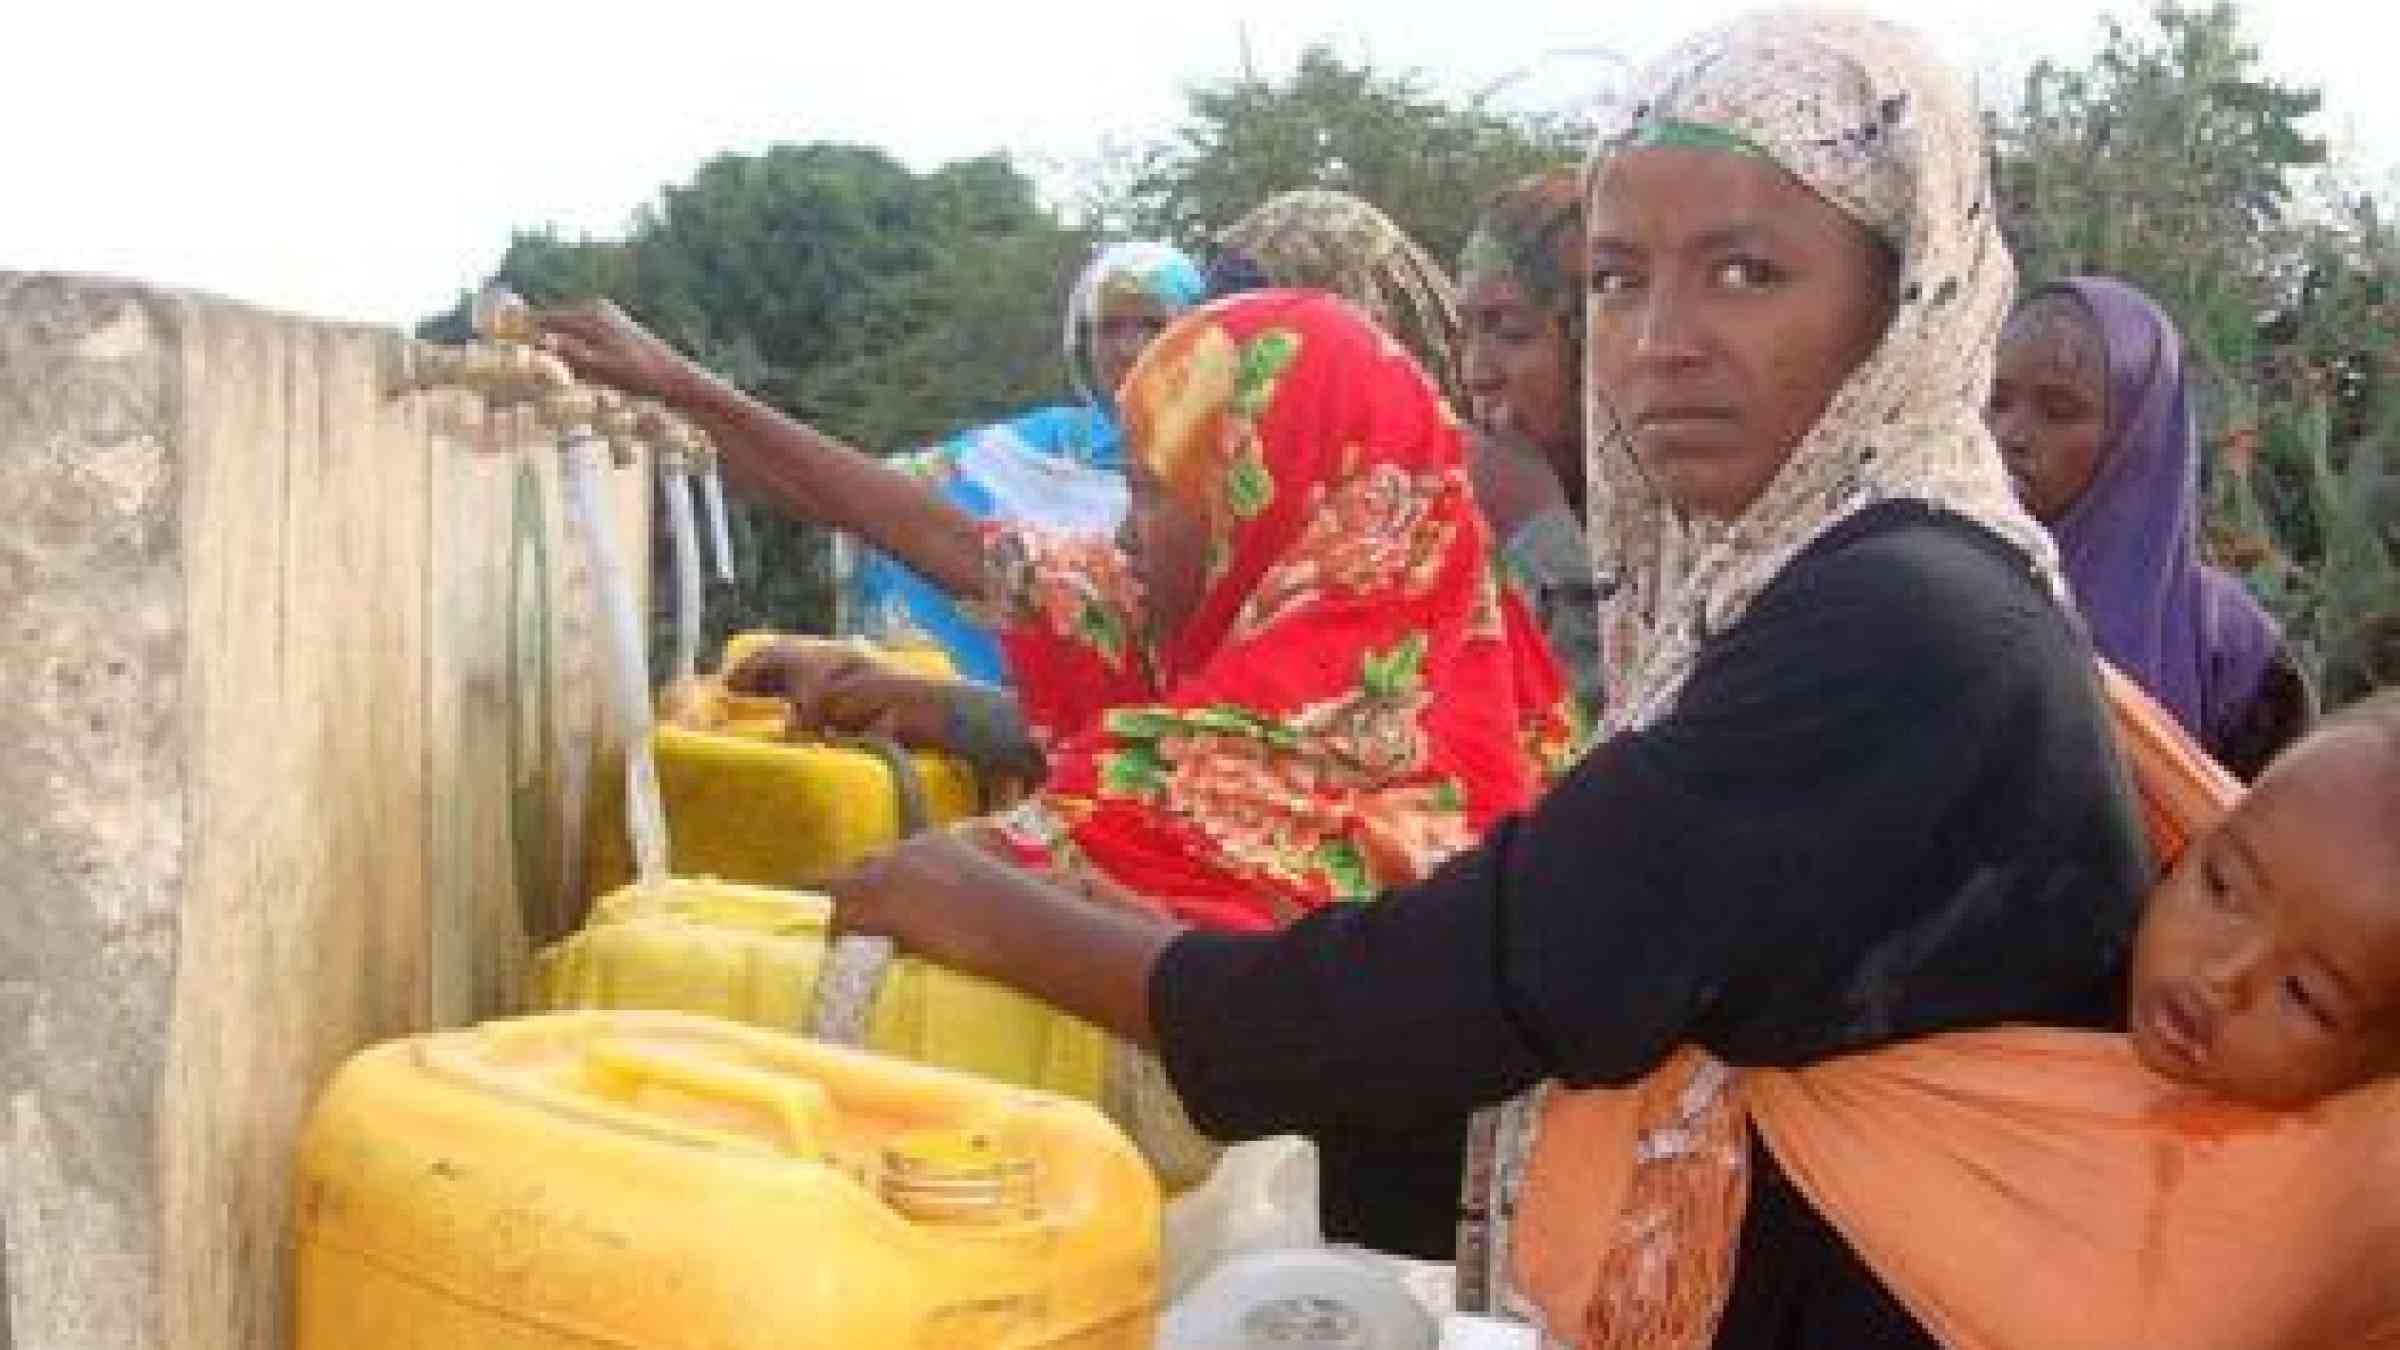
left=1461, top=269, right=1581, bottom=468
left=1988, top=296, right=2109, bottom=524
left=1585, top=146, right=1895, bottom=521
left=1092, top=290, right=1174, bottom=401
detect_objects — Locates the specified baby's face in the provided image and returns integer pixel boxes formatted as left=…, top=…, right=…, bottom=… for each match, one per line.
left=2128, top=725, right=2400, bottom=1106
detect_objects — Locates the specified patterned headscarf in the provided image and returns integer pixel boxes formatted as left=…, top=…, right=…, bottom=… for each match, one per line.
left=1459, top=168, right=1588, bottom=340
left=983, top=290, right=1578, bottom=932
left=1213, top=190, right=1467, bottom=406
left=1584, top=9, right=2062, bottom=739
left=1473, top=11, right=2070, bottom=1340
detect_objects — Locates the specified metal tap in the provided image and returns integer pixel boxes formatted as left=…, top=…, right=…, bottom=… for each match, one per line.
left=389, top=286, right=719, bottom=484
left=386, top=339, right=575, bottom=404
left=592, top=388, right=643, bottom=468
left=470, top=284, right=538, bottom=345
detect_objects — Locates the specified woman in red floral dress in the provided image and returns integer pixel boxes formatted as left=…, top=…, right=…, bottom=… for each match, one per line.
left=545, top=288, right=1576, bottom=932
left=977, top=291, right=1578, bottom=932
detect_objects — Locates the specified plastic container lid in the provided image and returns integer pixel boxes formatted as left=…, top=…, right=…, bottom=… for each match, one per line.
left=1161, top=1136, right=1323, bottom=1300
left=1436, top=1313, right=1540, bottom=1350
left=1159, top=1248, right=1438, bottom=1350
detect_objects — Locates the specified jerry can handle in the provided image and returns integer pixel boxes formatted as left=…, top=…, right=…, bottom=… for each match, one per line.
left=829, top=732, right=931, bottom=837
left=582, top=1035, right=835, bottom=1158
left=810, top=934, right=895, bottom=1049
left=806, top=733, right=918, bottom=1045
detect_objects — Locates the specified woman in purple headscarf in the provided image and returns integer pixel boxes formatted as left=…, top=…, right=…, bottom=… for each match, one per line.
left=1989, top=275, right=2312, bottom=778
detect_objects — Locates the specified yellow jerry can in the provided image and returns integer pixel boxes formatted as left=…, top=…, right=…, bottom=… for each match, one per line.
left=583, top=634, right=980, bottom=902
left=294, top=1010, right=1159, bottom=1349
left=535, top=877, right=1109, bottom=1107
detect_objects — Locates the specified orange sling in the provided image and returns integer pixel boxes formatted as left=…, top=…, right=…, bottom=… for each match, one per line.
left=1512, top=665, right=2400, bottom=1349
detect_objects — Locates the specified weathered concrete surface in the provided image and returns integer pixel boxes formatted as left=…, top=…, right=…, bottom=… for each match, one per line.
left=0, top=273, right=648, bottom=1350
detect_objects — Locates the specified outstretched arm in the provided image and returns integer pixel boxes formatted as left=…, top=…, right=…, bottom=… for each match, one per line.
left=540, top=301, right=984, bottom=598
left=826, top=829, right=1176, bottom=1049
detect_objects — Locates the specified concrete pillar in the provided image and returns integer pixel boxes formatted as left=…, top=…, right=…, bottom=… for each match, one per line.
left=0, top=273, right=648, bottom=1350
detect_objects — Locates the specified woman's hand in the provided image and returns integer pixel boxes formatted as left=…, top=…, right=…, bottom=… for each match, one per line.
left=824, top=827, right=1179, bottom=1046
left=538, top=300, right=702, bottom=404
left=722, top=640, right=953, bottom=747
left=825, top=829, right=1012, bottom=969
left=535, top=315, right=991, bottom=597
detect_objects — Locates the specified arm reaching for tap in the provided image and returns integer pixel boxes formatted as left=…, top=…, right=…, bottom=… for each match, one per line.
left=539, top=301, right=985, bottom=599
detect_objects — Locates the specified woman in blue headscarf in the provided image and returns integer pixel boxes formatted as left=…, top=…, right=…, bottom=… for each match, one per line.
left=840, top=241, right=1206, bottom=682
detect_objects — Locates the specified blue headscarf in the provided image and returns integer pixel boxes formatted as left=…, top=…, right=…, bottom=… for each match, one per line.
left=841, top=241, right=1205, bottom=682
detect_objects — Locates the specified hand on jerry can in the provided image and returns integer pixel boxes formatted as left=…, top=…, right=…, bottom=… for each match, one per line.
left=822, top=827, right=1000, bottom=957
left=724, top=636, right=956, bottom=748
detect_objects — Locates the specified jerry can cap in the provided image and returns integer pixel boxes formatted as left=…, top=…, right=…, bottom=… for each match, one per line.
left=880, top=1128, right=1037, bottom=1223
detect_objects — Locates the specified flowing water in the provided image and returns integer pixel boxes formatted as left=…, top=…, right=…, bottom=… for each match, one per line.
left=560, top=434, right=670, bottom=888
left=659, top=457, right=704, bottom=686
left=699, top=463, right=736, bottom=585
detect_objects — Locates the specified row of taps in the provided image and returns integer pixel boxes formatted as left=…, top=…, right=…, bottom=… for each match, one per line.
left=384, top=288, right=715, bottom=474
left=386, top=287, right=737, bottom=589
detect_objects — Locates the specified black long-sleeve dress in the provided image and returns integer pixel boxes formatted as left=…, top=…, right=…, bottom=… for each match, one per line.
left=1148, top=501, right=2152, bottom=1348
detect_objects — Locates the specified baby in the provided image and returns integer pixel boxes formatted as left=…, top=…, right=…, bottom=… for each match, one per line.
left=2128, top=689, right=2400, bottom=1105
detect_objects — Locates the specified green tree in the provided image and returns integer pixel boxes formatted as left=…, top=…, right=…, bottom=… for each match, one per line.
left=428, top=144, right=1082, bottom=659
left=1109, top=45, right=1589, bottom=268
left=417, top=230, right=631, bottom=342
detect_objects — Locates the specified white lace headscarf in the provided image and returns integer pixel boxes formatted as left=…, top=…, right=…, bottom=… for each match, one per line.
left=1585, top=7, right=2063, bottom=738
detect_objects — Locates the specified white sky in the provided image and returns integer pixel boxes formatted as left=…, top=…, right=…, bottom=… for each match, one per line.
left=8, top=1, right=2391, bottom=328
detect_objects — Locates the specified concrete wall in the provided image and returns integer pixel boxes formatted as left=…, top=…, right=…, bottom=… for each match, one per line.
left=0, top=273, right=649, bottom=1350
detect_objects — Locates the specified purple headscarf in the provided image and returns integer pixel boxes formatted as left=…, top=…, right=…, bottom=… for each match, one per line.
left=2043, top=276, right=2283, bottom=756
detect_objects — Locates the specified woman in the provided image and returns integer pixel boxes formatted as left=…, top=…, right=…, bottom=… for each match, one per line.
left=544, top=287, right=1570, bottom=923
left=966, top=290, right=1578, bottom=928
left=826, top=10, right=2151, bottom=1343
left=841, top=241, right=1206, bottom=683
left=1460, top=169, right=1586, bottom=515
left=1458, top=168, right=1604, bottom=712
left=1988, top=275, right=2311, bottom=778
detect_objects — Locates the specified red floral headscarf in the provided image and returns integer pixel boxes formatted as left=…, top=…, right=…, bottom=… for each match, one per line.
left=981, top=289, right=1579, bottom=931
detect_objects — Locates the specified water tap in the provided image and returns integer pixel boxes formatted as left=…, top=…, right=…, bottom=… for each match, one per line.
left=594, top=388, right=642, bottom=467
left=471, top=285, right=537, bottom=345
left=387, top=339, right=575, bottom=404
